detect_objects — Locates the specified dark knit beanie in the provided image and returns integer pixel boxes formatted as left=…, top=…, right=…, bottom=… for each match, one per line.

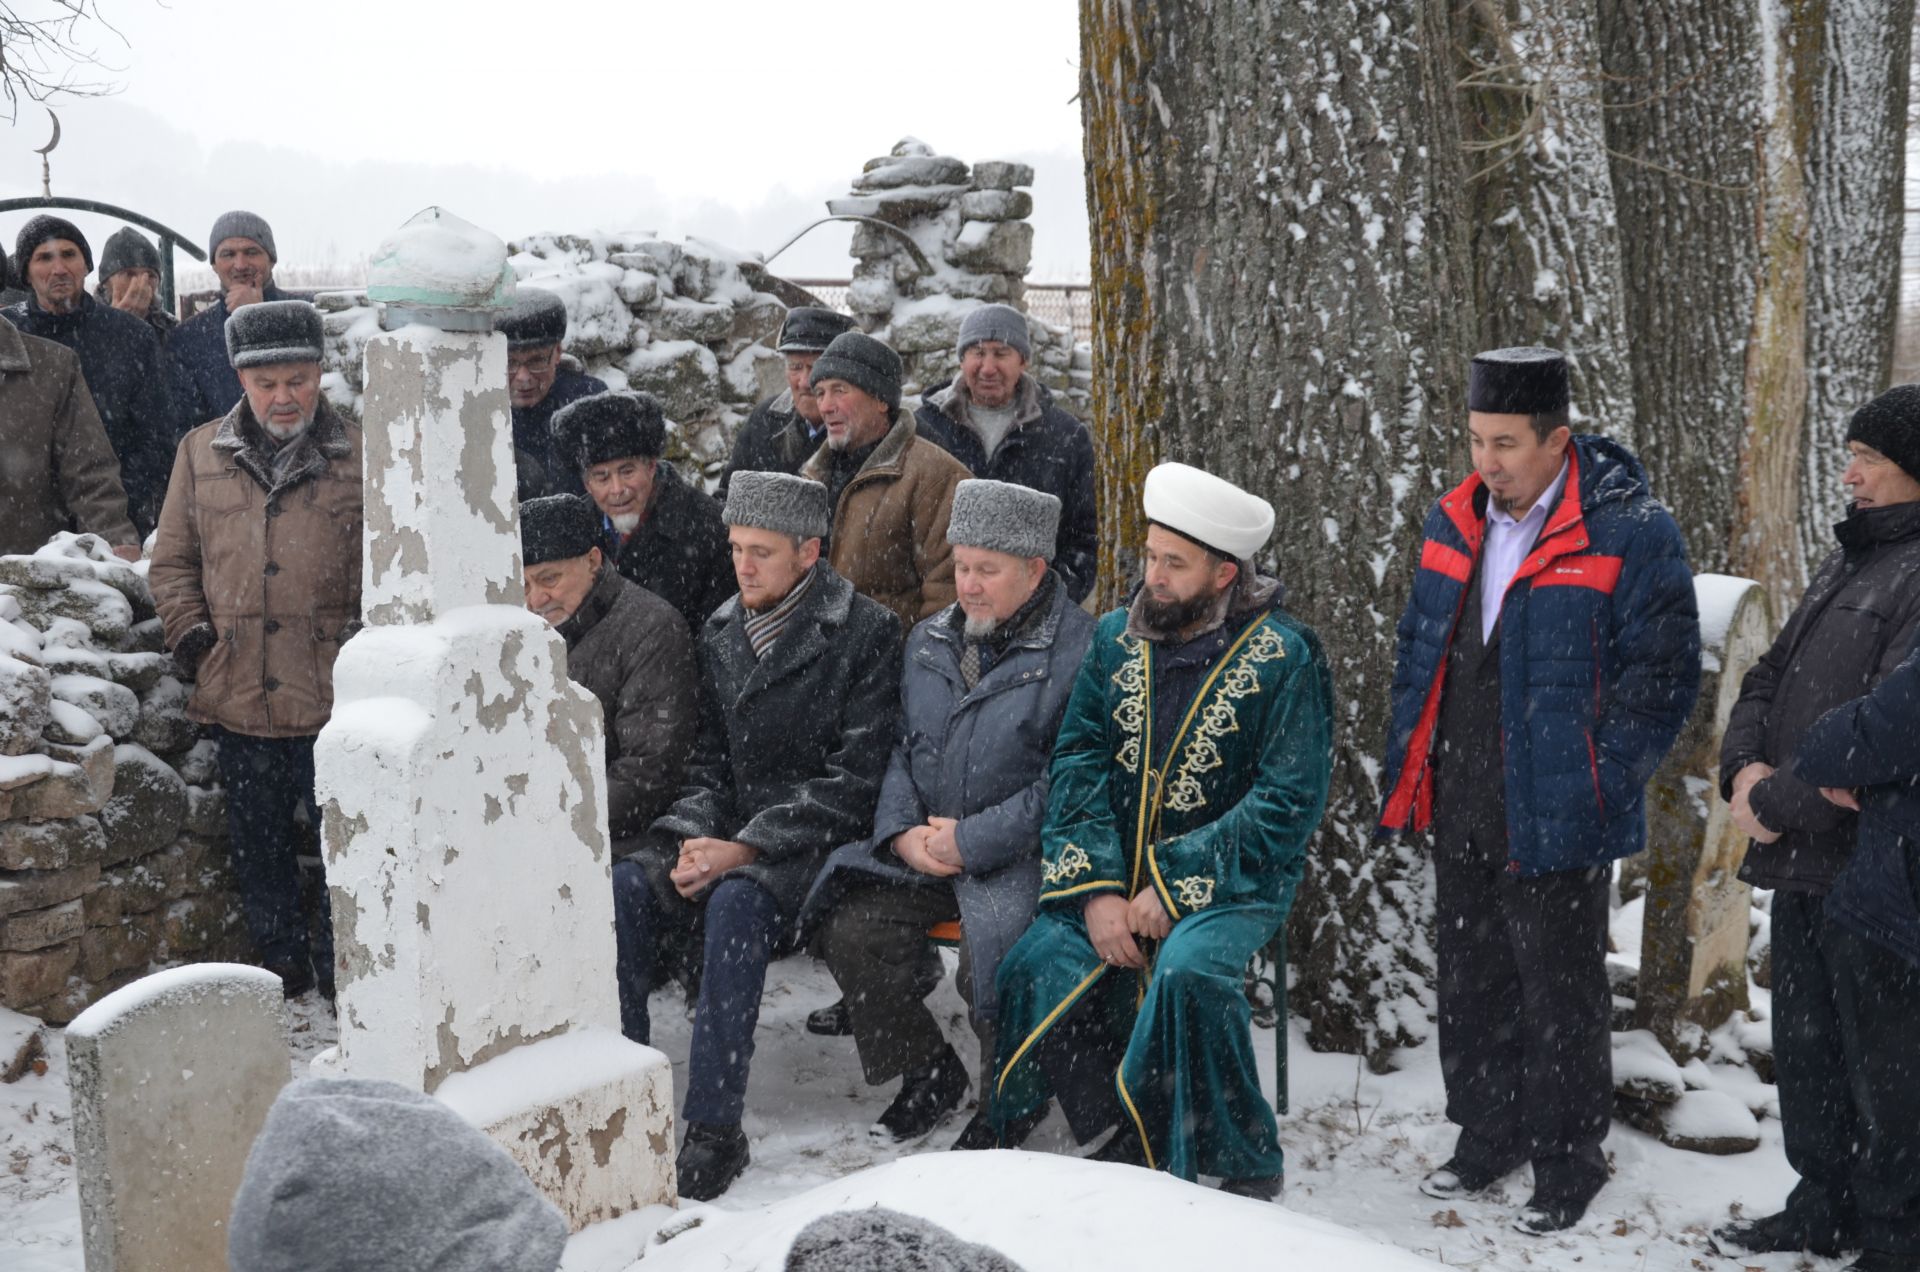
left=776, top=306, right=855, bottom=353
left=15, top=215, right=92, bottom=275
left=1468, top=346, right=1570, bottom=415
left=809, top=331, right=903, bottom=410
left=209, top=210, right=278, bottom=263
left=98, top=227, right=161, bottom=281
left=225, top=300, right=325, bottom=369
left=519, top=494, right=604, bottom=566
left=550, top=391, right=668, bottom=471
left=495, top=288, right=568, bottom=350
left=1846, top=384, right=1920, bottom=482
left=957, top=303, right=1031, bottom=360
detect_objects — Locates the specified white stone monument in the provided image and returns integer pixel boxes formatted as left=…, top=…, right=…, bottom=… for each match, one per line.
left=66, top=963, right=289, bottom=1272
left=312, top=208, right=675, bottom=1226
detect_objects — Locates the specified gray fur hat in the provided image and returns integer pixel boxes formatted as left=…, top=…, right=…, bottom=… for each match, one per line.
left=948, top=478, right=1059, bottom=561
left=225, top=300, right=325, bottom=369
left=957, top=303, right=1031, bottom=360
left=227, top=1078, right=568, bottom=1272
left=783, top=1207, right=1025, bottom=1272
left=496, top=288, right=568, bottom=349
left=809, top=331, right=903, bottom=410
left=724, top=470, right=830, bottom=541
left=209, top=210, right=278, bottom=263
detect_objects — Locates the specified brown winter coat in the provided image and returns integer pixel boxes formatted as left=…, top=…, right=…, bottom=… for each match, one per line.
left=0, top=314, right=138, bottom=555
left=149, top=396, right=363, bottom=738
left=557, top=562, right=700, bottom=840
left=800, top=411, right=965, bottom=631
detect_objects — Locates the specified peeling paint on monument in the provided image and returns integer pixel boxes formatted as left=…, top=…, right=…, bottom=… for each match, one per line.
left=312, top=208, right=677, bottom=1225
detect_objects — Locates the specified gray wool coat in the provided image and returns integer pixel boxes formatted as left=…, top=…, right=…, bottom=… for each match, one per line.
left=802, top=574, right=1095, bottom=1016
left=639, top=563, right=903, bottom=927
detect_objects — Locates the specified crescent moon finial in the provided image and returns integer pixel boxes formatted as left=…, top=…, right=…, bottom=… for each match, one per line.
left=34, top=109, right=62, bottom=156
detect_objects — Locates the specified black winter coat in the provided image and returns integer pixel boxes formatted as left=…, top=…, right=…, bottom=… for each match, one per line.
left=604, top=461, right=735, bottom=636
left=643, top=564, right=903, bottom=924
left=514, top=364, right=604, bottom=501
left=167, top=285, right=309, bottom=438
left=1793, top=624, right=1920, bottom=966
left=914, top=375, right=1098, bottom=602
left=716, top=388, right=825, bottom=501
left=557, top=563, right=699, bottom=840
left=4, top=294, right=174, bottom=537
left=1721, top=501, right=1920, bottom=891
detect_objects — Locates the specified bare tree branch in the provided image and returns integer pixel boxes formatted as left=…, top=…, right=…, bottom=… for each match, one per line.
left=0, top=2, right=128, bottom=125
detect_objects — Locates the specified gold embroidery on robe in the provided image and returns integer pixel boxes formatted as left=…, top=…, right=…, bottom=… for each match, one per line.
left=1172, top=875, right=1216, bottom=911
left=1110, top=635, right=1147, bottom=775
left=1042, top=841, right=1093, bottom=887
left=1164, top=627, right=1288, bottom=813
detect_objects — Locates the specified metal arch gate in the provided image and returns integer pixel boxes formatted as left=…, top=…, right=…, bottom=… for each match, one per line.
left=0, top=196, right=207, bottom=316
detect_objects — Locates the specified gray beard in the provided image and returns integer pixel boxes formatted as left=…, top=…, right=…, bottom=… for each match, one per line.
left=262, top=416, right=312, bottom=444
left=963, top=613, right=1001, bottom=640
left=609, top=512, right=641, bottom=533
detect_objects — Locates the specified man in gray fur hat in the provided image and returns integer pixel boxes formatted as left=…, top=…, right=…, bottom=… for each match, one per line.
left=803, top=478, right=1096, bottom=1145
left=150, top=299, right=360, bottom=1000
left=613, top=470, right=901, bottom=1201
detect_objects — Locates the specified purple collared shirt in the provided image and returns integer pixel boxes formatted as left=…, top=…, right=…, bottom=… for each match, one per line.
left=1481, top=459, right=1570, bottom=642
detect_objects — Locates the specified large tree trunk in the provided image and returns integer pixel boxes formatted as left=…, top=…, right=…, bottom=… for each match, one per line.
left=1798, top=0, right=1913, bottom=563
left=1081, top=0, right=1473, bottom=1060
left=1456, top=0, right=1637, bottom=443
left=1597, top=0, right=1764, bottom=577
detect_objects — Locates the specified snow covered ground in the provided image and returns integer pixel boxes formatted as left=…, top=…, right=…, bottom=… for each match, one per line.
left=2, top=930, right=1831, bottom=1272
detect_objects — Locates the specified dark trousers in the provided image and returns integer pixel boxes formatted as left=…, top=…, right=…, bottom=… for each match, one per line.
left=1434, top=856, right=1611, bottom=1204
left=1037, top=985, right=1132, bottom=1144
left=216, top=730, right=331, bottom=978
left=611, top=860, right=779, bottom=1127
left=817, top=880, right=965, bottom=1086
left=1774, top=890, right=1920, bottom=1254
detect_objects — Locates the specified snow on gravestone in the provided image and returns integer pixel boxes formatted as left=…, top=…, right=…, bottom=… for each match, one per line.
left=311, top=207, right=674, bottom=1227
left=1637, top=574, right=1771, bottom=1085
left=65, top=963, right=288, bottom=1272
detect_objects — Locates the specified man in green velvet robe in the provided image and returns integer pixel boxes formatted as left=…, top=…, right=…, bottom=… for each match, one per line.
left=985, top=462, right=1334, bottom=1199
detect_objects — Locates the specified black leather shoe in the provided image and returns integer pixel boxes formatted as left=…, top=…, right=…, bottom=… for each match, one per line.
left=951, top=1100, right=1049, bottom=1151
left=676, top=1121, right=750, bottom=1201
left=1710, top=1209, right=1849, bottom=1258
left=805, top=999, right=853, bottom=1036
left=1220, top=1173, right=1284, bottom=1201
left=874, top=1048, right=969, bottom=1142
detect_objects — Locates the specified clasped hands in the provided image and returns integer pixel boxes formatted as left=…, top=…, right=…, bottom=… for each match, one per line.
left=1083, top=889, right=1171, bottom=970
left=1732, top=761, right=1863, bottom=843
left=891, top=816, right=965, bottom=878
left=671, top=836, right=757, bottom=899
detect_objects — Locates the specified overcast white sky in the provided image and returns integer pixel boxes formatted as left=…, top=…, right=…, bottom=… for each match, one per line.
left=1, top=0, right=1091, bottom=281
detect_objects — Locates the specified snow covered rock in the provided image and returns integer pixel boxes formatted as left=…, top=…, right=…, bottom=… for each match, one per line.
left=1657, top=1089, right=1761, bottom=1155
left=1612, top=1029, right=1686, bottom=1105
left=50, top=674, right=138, bottom=739
left=97, top=745, right=188, bottom=866
left=0, top=656, right=51, bottom=757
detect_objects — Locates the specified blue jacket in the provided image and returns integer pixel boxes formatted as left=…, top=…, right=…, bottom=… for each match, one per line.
left=1379, top=434, right=1701, bottom=875
left=167, top=285, right=307, bottom=439
left=1793, top=626, right=1920, bottom=966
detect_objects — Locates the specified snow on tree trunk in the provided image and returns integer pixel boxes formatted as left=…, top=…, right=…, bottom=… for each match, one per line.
left=1597, top=0, right=1764, bottom=577
left=1798, top=0, right=1912, bottom=566
left=1455, top=0, right=1638, bottom=445
left=1080, top=0, right=1473, bottom=1059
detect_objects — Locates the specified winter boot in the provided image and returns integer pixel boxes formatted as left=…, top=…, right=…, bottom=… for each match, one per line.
left=951, top=1100, right=1049, bottom=1152
left=805, top=1000, right=853, bottom=1036
left=873, top=1046, right=969, bottom=1142
left=676, top=1121, right=750, bottom=1201
left=1513, top=1197, right=1588, bottom=1236
left=1420, top=1158, right=1514, bottom=1201
left=1710, top=1209, right=1850, bottom=1259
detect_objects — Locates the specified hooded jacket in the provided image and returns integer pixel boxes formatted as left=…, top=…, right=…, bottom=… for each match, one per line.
left=1379, top=434, right=1701, bottom=875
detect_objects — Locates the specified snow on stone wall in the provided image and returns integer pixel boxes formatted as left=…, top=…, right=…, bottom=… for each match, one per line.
left=0, top=535, right=247, bottom=1024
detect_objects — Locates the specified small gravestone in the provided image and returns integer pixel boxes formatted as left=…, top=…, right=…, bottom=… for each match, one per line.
left=65, top=963, right=288, bottom=1271
left=1637, top=576, right=1771, bottom=1065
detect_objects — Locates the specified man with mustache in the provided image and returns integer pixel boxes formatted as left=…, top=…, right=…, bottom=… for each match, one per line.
left=989, top=462, right=1334, bottom=1201
left=1380, top=347, right=1700, bottom=1235
left=717, top=306, right=854, bottom=500
left=150, top=300, right=362, bottom=1001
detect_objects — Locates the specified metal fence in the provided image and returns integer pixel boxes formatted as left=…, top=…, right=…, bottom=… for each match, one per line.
left=790, top=280, right=1092, bottom=347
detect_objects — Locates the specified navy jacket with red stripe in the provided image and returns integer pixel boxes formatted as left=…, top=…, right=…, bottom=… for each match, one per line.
left=1378, top=434, right=1701, bottom=875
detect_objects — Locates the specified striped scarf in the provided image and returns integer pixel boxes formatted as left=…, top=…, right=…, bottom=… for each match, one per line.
left=743, top=566, right=817, bottom=658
